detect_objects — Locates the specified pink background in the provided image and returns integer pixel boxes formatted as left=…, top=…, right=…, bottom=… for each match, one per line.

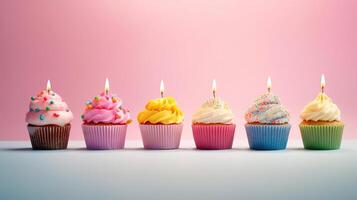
left=0, top=0, right=356, bottom=140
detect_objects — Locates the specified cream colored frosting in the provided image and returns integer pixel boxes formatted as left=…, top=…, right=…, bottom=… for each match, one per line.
left=192, top=98, right=234, bottom=124
left=300, top=93, right=341, bottom=122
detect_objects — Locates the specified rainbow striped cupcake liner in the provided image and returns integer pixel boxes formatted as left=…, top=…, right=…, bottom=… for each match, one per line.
left=245, top=124, right=291, bottom=150
left=299, top=125, right=344, bottom=150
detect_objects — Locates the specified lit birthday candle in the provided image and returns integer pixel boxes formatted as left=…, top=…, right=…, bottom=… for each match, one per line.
left=267, top=76, right=272, bottom=93
left=212, top=79, right=217, bottom=98
left=160, top=80, right=165, bottom=98
left=105, top=78, right=110, bottom=95
left=321, top=74, right=326, bottom=94
left=46, top=80, right=51, bottom=93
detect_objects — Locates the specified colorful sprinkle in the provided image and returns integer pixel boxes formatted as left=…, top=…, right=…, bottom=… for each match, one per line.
left=94, top=96, right=100, bottom=101
left=35, top=108, right=40, bottom=112
left=112, top=97, right=117, bottom=103
left=85, top=100, right=92, bottom=105
left=53, top=113, right=60, bottom=118
left=81, top=115, right=84, bottom=119
left=52, top=93, right=56, bottom=96
left=50, top=101, right=54, bottom=105
left=29, top=108, right=34, bottom=112
left=46, top=106, right=50, bottom=111
left=43, top=97, right=48, bottom=101
left=31, top=97, right=35, bottom=101
left=87, top=105, right=93, bottom=109
left=39, top=114, right=45, bottom=120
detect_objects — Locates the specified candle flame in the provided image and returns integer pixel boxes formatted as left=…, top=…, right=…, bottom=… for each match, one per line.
left=212, top=79, right=217, bottom=98
left=160, top=80, right=165, bottom=98
left=105, top=78, right=110, bottom=94
left=267, top=76, right=272, bottom=92
left=321, top=74, right=326, bottom=90
left=46, top=80, right=51, bottom=92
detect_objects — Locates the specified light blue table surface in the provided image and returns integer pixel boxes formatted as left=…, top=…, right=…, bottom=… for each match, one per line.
left=1, top=140, right=357, bottom=200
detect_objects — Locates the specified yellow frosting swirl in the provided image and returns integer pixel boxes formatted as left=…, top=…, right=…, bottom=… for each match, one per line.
left=137, top=97, right=184, bottom=124
left=300, top=93, right=341, bottom=122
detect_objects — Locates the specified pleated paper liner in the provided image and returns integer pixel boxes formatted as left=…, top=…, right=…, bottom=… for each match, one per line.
left=139, top=124, right=183, bottom=150
left=299, top=125, right=344, bottom=150
left=192, top=124, right=236, bottom=150
left=82, top=124, right=127, bottom=150
left=27, top=124, right=71, bottom=150
left=245, top=124, right=291, bottom=150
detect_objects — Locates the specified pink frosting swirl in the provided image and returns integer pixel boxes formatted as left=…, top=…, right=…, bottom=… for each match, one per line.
left=82, top=92, right=131, bottom=125
left=25, top=90, right=73, bottom=126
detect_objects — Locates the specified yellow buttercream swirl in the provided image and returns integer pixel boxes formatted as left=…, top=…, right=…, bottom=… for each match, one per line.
left=300, top=93, right=341, bottom=122
left=137, top=97, right=184, bottom=124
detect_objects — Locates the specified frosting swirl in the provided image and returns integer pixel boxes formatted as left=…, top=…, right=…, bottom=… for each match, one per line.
left=82, top=92, right=131, bottom=124
left=26, top=90, right=73, bottom=126
left=137, top=97, right=184, bottom=124
left=245, top=93, right=289, bottom=124
left=192, top=98, right=234, bottom=124
left=300, top=93, right=341, bottom=122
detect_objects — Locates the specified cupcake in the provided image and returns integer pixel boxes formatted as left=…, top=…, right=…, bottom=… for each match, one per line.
left=137, top=97, right=184, bottom=150
left=300, top=93, right=344, bottom=150
left=25, top=81, right=73, bottom=150
left=81, top=89, right=131, bottom=150
left=192, top=98, right=235, bottom=150
left=244, top=93, right=291, bottom=150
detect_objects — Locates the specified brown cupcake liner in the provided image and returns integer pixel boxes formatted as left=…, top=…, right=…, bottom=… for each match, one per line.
left=27, top=124, right=71, bottom=150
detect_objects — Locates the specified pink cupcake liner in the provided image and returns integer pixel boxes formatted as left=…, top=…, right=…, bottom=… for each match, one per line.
left=82, top=124, right=127, bottom=150
left=139, top=124, right=183, bottom=150
left=192, top=124, right=236, bottom=150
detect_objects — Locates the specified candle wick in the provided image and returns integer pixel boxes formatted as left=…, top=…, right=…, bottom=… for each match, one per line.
left=321, top=86, right=324, bottom=94
left=161, top=91, right=164, bottom=98
left=213, top=90, right=216, bottom=99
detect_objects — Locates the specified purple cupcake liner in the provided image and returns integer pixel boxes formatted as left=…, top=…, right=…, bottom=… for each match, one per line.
left=139, top=124, right=183, bottom=150
left=192, top=124, right=236, bottom=150
left=27, top=124, right=71, bottom=150
left=82, top=124, right=127, bottom=150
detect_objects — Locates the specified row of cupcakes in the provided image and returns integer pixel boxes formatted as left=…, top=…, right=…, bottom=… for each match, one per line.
left=25, top=76, right=344, bottom=151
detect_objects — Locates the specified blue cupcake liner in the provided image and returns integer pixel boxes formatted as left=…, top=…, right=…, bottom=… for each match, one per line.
left=245, top=124, right=291, bottom=150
